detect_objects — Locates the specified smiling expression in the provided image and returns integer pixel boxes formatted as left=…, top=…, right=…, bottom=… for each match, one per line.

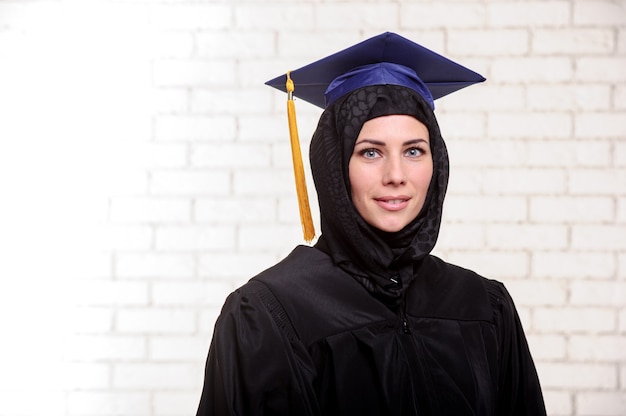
left=348, top=114, right=433, bottom=233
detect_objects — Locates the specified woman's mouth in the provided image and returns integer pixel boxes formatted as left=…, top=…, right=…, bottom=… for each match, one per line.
left=374, top=196, right=410, bottom=211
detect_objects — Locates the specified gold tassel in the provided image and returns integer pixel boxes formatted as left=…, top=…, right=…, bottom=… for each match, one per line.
left=286, top=71, right=315, bottom=243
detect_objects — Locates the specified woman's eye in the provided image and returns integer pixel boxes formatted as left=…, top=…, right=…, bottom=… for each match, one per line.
left=405, top=147, right=424, bottom=157
left=361, top=149, right=380, bottom=159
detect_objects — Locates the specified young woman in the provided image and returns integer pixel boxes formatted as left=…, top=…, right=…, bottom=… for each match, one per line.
left=196, top=32, right=546, bottom=416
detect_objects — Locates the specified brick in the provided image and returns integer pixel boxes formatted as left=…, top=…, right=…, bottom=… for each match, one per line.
left=620, top=253, right=626, bottom=279
left=233, top=169, right=294, bottom=196
left=530, top=196, right=613, bottom=222
left=578, top=58, right=626, bottom=83
left=491, top=57, right=572, bottom=83
left=619, top=198, right=626, bottom=223
left=444, top=251, right=529, bottom=279
left=488, top=112, right=572, bottom=139
left=195, top=197, right=276, bottom=223
left=486, top=224, right=568, bottom=250
left=64, top=335, right=146, bottom=360
left=577, top=392, right=626, bottom=416
left=441, top=85, right=524, bottom=112
left=449, top=30, right=528, bottom=56
left=572, top=225, right=626, bottom=250
left=196, top=31, right=274, bottom=59
left=534, top=307, right=615, bottom=332
left=569, top=169, right=626, bottom=195
left=445, top=168, right=484, bottom=195
left=116, top=309, right=195, bottom=334
left=277, top=31, right=361, bottom=59
left=444, top=195, right=527, bottom=222
left=570, top=281, right=626, bottom=306
left=190, top=143, right=272, bottom=168
left=533, top=29, right=615, bottom=55
left=152, top=281, right=233, bottom=306
left=238, top=115, right=289, bottom=143
left=317, top=4, right=399, bottom=30
left=155, top=115, right=236, bottom=141
left=527, top=140, right=611, bottom=168
left=238, top=224, right=307, bottom=251
left=116, top=253, right=194, bottom=279
left=447, top=139, right=527, bottom=168
left=113, top=363, right=201, bottom=388
left=569, top=335, right=626, bottom=362
left=61, top=363, right=110, bottom=389
left=235, top=4, right=314, bottom=30
left=542, top=390, right=573, bottom=416
left=505, top=279, right=567, bottom=306
left=72, top=280, right=149, bottom=306
left=150, top=4, right=231, bottom=30
left=537, top=362, right=617, bottom=389
left=482, top=169, right=567, bottom=195
left=532, top=251, right=615, bottom=279
left=153, top=60, right=236, bottom=87
left=155, top=225, right=237, bottom=251
left=191, top=88, right=271, bottom=114
left=616, top=141, right=626, bottom=167
left=149, top=335, right=211, bottom=361
left=110, top=197, right=190, bottom=223
left=150, top=171, right=231, bottom=196
left=526, top=334, right=567, bottom=360
left=198, top=252, right=279, bottom=280
left=527, top=84, right=611, bottom=111
left=487, top=2, right=570, bottom=27
left=67, top=392, right=150, bottom=416
left=402, top=3, right=486, bottom=28
left=621, top=309, right=626, bottom=332
left=154, top=392, right=203, bottom=416
left=436, top=224, right=486, bottom=250
left=573, top=0, right=626, bottom=25
left=576, top=113, right=626, bottom=138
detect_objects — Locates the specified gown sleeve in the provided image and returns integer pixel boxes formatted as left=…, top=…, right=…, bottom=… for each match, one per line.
left=489, top=280, right=547, bottom=416
left=195, top=281, right=318, bottom=416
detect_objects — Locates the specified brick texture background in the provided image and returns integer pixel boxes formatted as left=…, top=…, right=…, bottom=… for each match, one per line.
left=0, top=0, right=625, bottom=415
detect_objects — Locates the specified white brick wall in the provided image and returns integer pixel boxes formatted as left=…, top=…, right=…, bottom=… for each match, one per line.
left=0, top=1, right=624, bottom=415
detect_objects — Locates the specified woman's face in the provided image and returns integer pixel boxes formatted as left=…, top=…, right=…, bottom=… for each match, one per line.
left=348, top=114, right=433, bottom=233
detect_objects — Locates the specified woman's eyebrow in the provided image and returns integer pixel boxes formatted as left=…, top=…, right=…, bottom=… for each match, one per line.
left=403, top=138, right=429, bottom=145
left=354, top=138, right=429, bottom=146
left=354, top=139, right=386, bottom=146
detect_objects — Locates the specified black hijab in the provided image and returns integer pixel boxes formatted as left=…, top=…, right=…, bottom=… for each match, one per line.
left=310, top=85, right=449, bottom=307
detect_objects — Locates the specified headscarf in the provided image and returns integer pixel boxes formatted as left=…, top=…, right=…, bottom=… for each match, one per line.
left=310, top=84, right=449, bottom=308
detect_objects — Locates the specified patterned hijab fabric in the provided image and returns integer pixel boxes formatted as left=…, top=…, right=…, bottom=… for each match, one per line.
left=310, top=85, right=449, bottom=307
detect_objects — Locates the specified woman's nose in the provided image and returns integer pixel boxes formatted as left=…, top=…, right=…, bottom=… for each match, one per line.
left=383, top=156, right=406, bottom=185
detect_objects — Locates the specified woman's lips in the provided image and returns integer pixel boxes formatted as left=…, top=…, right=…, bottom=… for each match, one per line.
left=374, top=196, right=410, bottom=211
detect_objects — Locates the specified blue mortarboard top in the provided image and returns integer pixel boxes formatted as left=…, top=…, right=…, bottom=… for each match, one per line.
left=265, top=32, right=486, bottom=110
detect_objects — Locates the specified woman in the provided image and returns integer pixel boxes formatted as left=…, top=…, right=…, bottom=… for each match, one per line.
left=196, top=32, right=546, bottom=416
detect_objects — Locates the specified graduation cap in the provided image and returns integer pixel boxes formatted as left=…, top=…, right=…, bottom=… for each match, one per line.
left=265, top=32, right=486, bottom=242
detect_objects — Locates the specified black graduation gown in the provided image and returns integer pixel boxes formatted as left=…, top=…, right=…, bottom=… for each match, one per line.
left=196, top=246, right=546, bottom=416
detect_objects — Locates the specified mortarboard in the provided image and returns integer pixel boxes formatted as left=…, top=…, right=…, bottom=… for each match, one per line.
left=266, top=31, right=486, bottom=110
left=265, top=32, right=486, bottom=243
